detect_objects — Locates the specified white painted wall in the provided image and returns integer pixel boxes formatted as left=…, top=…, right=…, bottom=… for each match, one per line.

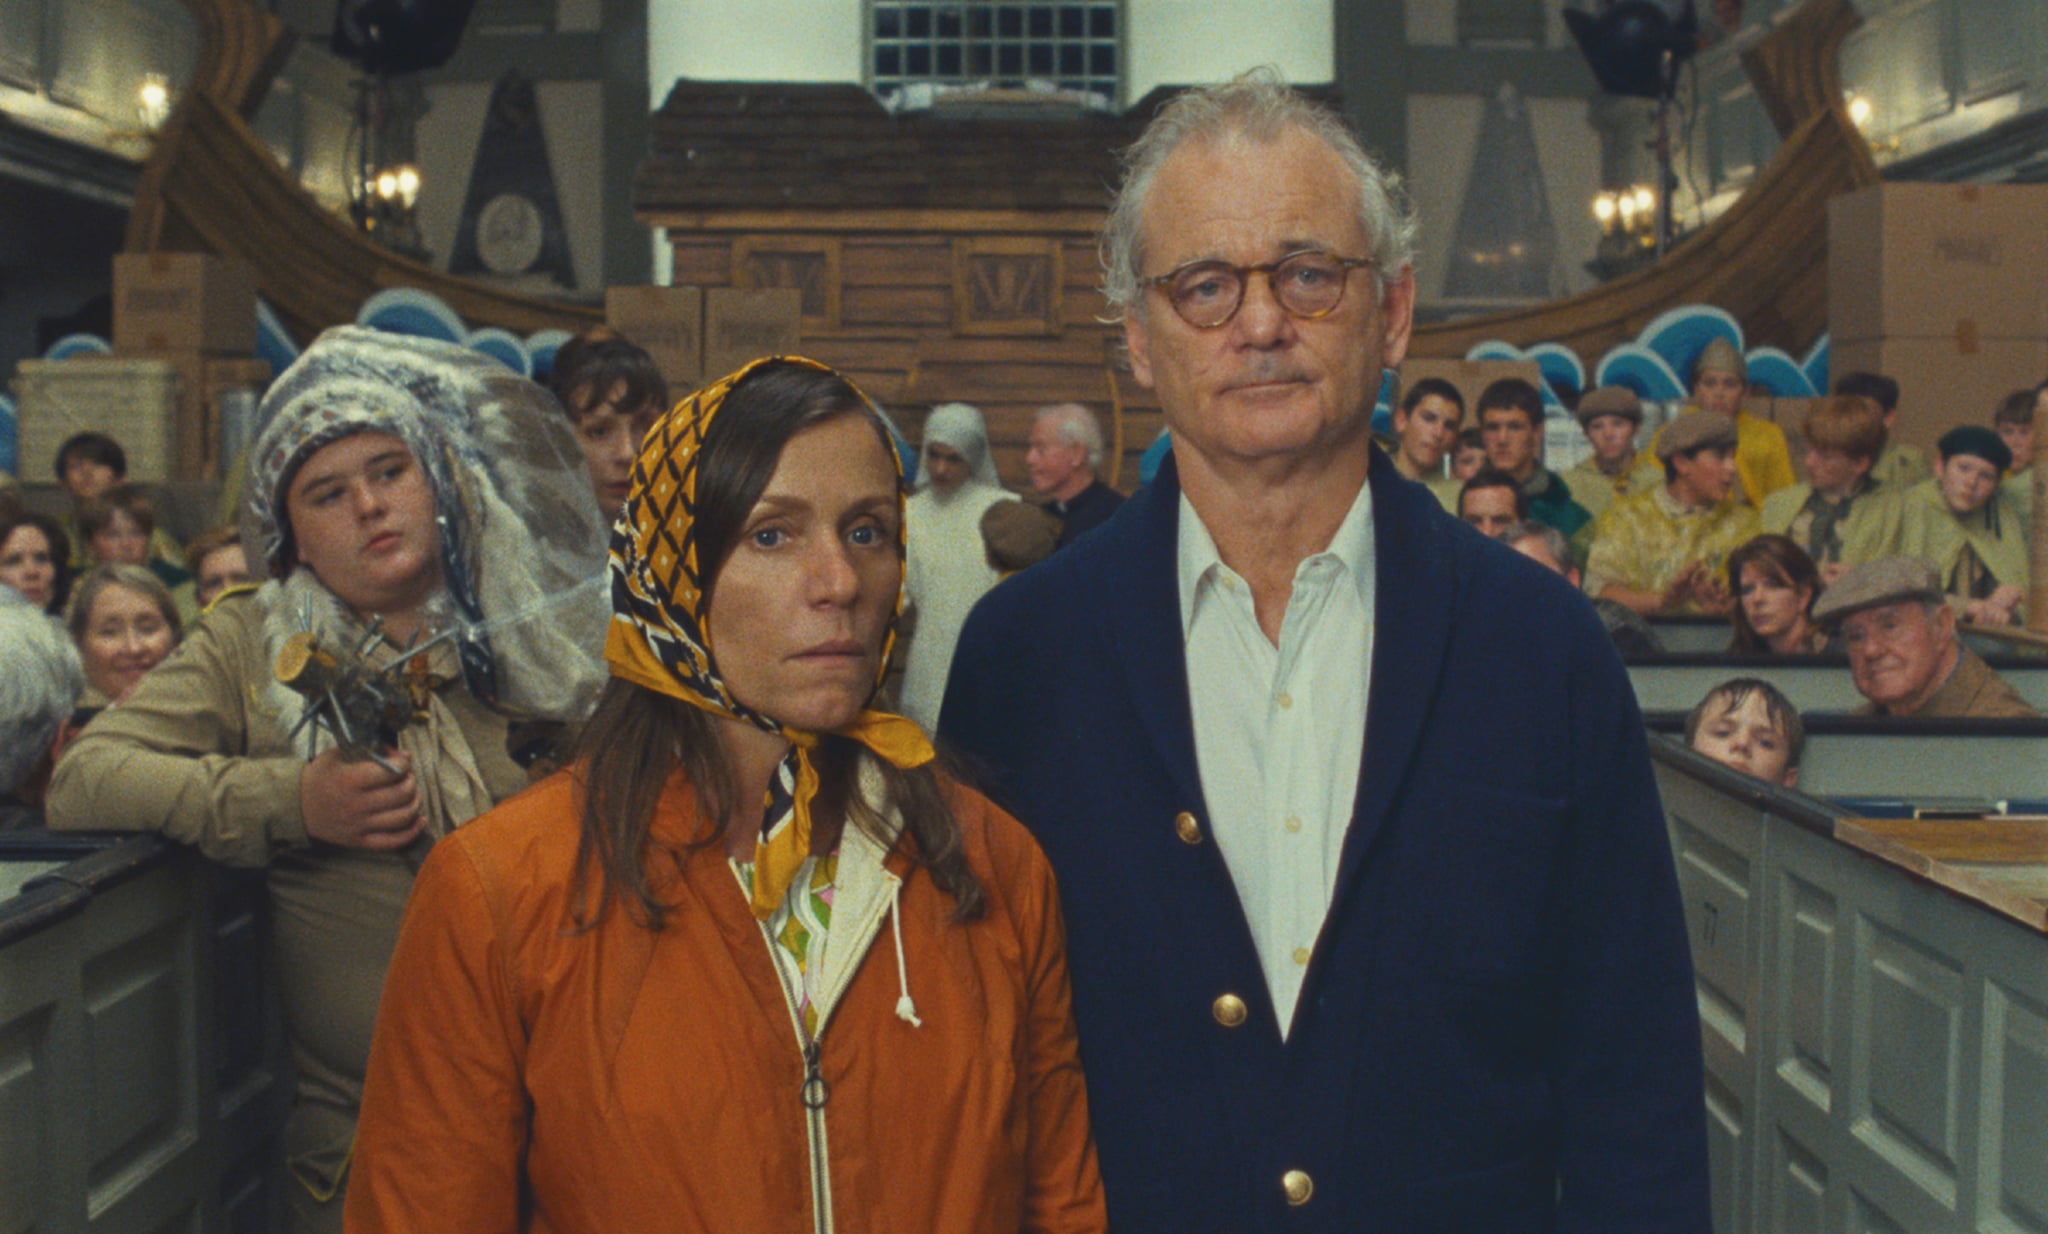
left=649, top=0, right=864, bottom=91
left=1124, top=0, right=1333, bottom=96
left=646, top=0, right=1333, bottom=101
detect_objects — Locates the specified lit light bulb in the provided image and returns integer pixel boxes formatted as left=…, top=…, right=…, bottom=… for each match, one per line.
left=375, top=170, right=400, bottom=202
left=1593, top=193, right=1617, bottom=225
left=394, top=165, right=421, bottom=207
left=137, top=74, right=171, bottom=131
left=1617, top=194, right=1637, bottom=225
left=1846, top=94, right=1873, bottom=129
left=1632, top=185, right=1655, bottom=214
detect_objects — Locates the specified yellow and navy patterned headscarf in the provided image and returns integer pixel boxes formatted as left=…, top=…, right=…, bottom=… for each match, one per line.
left=606, top=355, right=934, bottom=920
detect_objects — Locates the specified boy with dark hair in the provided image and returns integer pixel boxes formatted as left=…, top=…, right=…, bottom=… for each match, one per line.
left=1448, top=425, right=1487, bottom=483
left=1457, top=467, right=1527, bottom=537
left=54, top=431, right=126, bottom=500
left=1390, top=376, right=1465, bottom=510
left=1585, top=410, right=1758, bottom=616
left=1474, top=376, right=1591, bottom=538
left=1994, top=386, right=2037, bottom=520
left=1685, top=678, right=1803, bottom=787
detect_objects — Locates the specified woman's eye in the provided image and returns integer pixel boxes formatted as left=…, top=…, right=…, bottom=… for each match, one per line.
left=848, top=524, right=883, bottom=546
left=751, top=527, right=785, bottom=548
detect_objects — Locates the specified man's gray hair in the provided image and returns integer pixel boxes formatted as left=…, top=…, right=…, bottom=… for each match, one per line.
left=1036, top=402, right=1106, bottom=471
left=1100, top=66, right=1419, bottom=319
left=1499, top=519, right=1572, bottom=573
left=0, top=594, right=82, bottom=796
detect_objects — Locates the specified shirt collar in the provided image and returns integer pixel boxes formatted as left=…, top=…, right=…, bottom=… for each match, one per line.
left=1176, top=473, right=1375, bottom=636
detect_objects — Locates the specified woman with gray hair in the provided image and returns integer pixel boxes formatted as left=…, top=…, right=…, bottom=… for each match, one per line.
left=0, top=593, right=82, bottom=828
left=47, top=325, right=611, bottom=1233
left=901, top=402, right=1016, bottom=729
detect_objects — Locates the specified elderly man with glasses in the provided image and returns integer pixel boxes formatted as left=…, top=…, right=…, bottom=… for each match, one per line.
left=941, top=70, right=1710, bottom=1234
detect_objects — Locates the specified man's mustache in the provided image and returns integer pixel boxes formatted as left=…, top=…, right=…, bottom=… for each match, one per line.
left=1224, top=360, right=1316, bottom=389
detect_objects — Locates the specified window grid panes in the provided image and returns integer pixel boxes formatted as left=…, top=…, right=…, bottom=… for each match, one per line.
left=869, top=2, right=1120, bottom=102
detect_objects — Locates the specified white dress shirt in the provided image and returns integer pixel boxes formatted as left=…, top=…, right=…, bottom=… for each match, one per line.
left=1178, top=480, right=1374, bottom=1037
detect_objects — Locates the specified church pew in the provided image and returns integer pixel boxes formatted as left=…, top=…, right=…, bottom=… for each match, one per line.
left=1648, top=733, right=2048, bottom=1234
left=1628, top=654, right=2048, bottom=715
left=0, top=831, right=289, bottom=1233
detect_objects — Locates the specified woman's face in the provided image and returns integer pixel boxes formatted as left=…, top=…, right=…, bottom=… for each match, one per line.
left=286, top=431, right=444, bottom=618
left=574, top=380, right=660, bottom=513
left=707, top=414, right=902, bottom=732
left=90, top=509, right=149, bottom=566
left=0, top=525, right=57, bottom=609
left=80, top=583, right=176, bottom=701
left=1738, top=562, right=1810, bottom=643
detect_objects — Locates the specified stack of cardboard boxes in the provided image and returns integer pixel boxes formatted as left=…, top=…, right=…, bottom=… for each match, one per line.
left=1829, top=183, right=2048, bottom=446
left=602, top=285, right=802, bottom=395
left=109, top=253, right=274, bottom=482
left=12, top=253, right=272, bottom=485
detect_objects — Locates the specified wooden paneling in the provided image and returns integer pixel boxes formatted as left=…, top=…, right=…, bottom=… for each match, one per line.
left=664, top=210, right=1142, bottom=496
left=1652, top=736, right=2048, bottom=1234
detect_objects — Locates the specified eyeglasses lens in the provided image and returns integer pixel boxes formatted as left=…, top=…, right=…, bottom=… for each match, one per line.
left=1167, top=252, right=1350, bottom=328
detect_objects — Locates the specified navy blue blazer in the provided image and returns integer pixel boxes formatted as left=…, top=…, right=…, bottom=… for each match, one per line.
left=941, top=448, right=1711, bottom=1233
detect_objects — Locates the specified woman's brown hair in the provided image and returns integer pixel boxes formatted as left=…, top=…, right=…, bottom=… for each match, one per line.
left=1725, top=534, right=1821, bottom=654
left=0, top=508, right=75, bottom=614
left=573, top=361, right=984, bottom=929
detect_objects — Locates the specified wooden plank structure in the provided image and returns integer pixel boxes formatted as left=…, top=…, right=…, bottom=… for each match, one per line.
left=634, top=80, right=1179, bottom=489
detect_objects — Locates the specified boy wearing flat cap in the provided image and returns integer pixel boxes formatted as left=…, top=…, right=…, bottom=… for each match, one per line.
left=1666, top=338, right=1796, bottom=506
left=1896, top=425, right=2028, bottom=626
left=1585, top=409, right=1759, bottom=617
left=1563, top=385, right=1661, bottom=520
left=1814, top=556, right=2037, bottom=718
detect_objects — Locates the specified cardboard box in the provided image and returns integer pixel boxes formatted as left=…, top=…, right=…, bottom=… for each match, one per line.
left=604, top=285, right=705, bottom=391
left=1828, top=183, right=2048, bottom=345
left=126, top=351, right=273, bottom=480
left=113, top=252, right=258, bottom=354
left=12, top=357, right=181, bottom=483
left=1830, top=337, right=2048, bottom=452
left=703, top=288, right=803, bottom=381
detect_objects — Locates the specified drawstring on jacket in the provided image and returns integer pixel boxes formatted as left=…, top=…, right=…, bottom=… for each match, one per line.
left=889, top=878, right=923, bottom=1027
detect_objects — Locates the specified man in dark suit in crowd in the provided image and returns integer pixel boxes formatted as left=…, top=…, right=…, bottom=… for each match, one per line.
left=942, top=70, right=1711, bottom=1233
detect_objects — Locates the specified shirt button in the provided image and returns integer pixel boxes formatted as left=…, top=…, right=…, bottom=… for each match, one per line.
left=1211, top=993, right=1248, bottom=1027
left=1282, top=1169, right=1314, bottom=1206
left=1284, top=815, right=1302, bottom=833
left=1292, top=946, right=1311, bottom=966
left=1276, top=691, right=1293, bottom=709
left=1174, top=811, right=1203, bottom=845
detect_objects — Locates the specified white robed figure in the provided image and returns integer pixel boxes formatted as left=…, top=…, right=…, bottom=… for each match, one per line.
left=900, top=402, right=1016, bottom=729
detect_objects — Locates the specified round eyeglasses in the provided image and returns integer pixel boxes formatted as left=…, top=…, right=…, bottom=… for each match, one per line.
left=1139, top=249, right=1378, bottom=329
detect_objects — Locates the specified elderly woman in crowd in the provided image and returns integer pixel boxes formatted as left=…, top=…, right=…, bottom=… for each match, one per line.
left=900, top=401, right=1017, bottom=730
left=1726, top=535, right=1830, bottom=655
left=346, top=357, right=1103, bottom=1234
left=0, top=506, right=73, bottom=615
left=0, top=591, right=83, bottom=829
left=48, top=326, right=611, bottom=1233
left=67, top=563, right=181, bottom=716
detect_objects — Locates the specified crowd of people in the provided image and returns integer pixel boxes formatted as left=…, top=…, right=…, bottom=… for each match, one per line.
left=0, top=67, right=2039, bottom=1234
left=1396, top=350, right=2048, bottom=721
